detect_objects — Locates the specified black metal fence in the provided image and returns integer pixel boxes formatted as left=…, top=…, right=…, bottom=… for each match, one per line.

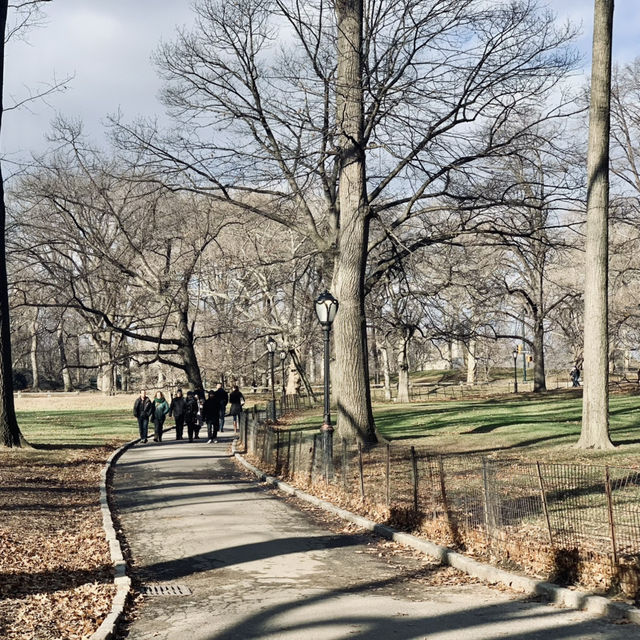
left=238, top=412, right=640, bottom=598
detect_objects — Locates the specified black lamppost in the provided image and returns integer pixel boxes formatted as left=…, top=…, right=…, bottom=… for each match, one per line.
left=280, top=350, right=287, bottom=408
left=512, top=348, right=519, bottom=393
left=314, top=290, right=339, bottom=480
left=267, top=337, right=276, bottom=420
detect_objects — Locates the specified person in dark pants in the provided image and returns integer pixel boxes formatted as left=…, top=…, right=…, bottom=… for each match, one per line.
left=214, top=383, right=228, bottom=432
left=184, top=391, right=199, bottom=442
left=151, top=391, right=170, bottom=442
left=169, top=389, right=186, bottom=440
left=203, top=389, right=220, bottom=443
left=229, top=385, right=245, bottom=435
left=570, top=366, right=580, bottom=387
left=133, top=389, right=153, bottom=443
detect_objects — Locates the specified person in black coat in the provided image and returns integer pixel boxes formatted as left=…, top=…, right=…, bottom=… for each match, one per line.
left=229, top=385, right=245, bottom=434
left=184, top=391, right=199, bottom=442
left=213, top=383, right=229, bottom=432
left=169, top=389, right=186, bottom=440
left=133, top=389, right=153, bottom=443
left=202, top=389, right=220, bottom=443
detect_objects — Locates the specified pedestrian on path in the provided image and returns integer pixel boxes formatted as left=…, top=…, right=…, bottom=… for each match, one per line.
left=229, top=385, right=245, bottom=434
left=133, top=389, right=153, bottom=443
left=214, top=382, right=228, bottom=432
left=151, top=391, right=170, bottom=442
left=570, top=365, right=580, bottom=387
left=184, top=391, right=199, bottom=442
left=203, top=389, right=220, bottom=443
left=169, top=389, right=186, bottom=440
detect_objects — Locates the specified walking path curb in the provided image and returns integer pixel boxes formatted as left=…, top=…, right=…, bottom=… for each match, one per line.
left=89, top=438, right=138, bottom=640
left=234, top=449, right=640, bottom=627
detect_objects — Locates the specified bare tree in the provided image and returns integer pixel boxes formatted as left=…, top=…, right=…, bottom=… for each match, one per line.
left=112, top=0, right=578, bottom=442
left=579, top=0, right=614, bottom=449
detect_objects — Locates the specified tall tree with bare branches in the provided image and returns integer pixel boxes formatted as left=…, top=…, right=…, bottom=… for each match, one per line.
left=579, top=0, right=615, bottom=449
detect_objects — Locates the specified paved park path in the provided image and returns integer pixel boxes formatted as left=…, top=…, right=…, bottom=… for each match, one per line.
left=113, top=437, right=635, bottom=640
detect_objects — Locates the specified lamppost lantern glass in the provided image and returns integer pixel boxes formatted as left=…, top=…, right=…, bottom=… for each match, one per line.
left=314, top=290, right=339, bottom=326
left=280, top=350, right=286, bottom=361
left=512, top=349, right=518, bottom=361
left=266, top=337, right=276, bottom=353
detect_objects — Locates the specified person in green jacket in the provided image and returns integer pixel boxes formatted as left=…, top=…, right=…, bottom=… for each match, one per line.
left=152, top=391, right=170, bottom=442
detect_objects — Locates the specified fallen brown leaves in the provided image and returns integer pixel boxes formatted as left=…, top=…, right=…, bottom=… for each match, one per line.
left=0, top=444, right=122, bottom=639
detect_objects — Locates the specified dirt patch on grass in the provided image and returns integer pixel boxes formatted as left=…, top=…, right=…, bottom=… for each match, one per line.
left=0, top=443, right=127, bottom=639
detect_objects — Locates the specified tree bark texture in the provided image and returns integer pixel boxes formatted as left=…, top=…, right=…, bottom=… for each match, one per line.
left=381, top=343, right=392, bottom=401
left=57, top=326, right=73, bottom=391
left=0, top=1, right=24, bottom=447
left=580, top=0, right=614, bottom=449
left=30, top=312, right=40, bottom=391
left=396, top=331, right=410, bottom=403
left=332, top=0, right=376, bottom=444
left=532, top=310, right=547, bottom=393
left=466, top=340, right=477, bottom=385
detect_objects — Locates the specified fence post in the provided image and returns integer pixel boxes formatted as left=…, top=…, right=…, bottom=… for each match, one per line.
left=604, top=466, right=618, bottom=566
left=437, top=456, right=456, bottom=542
left=385, top=443, right=391, bottom=509
left=535, top=461, right=554, bottom=547
left=342, top=438, right=348, bottom=493
left=410, top=446, right=419, bottom=512
left=308, top=434, right=317, bottom=485
left=481, top=457, right=493, bottom=543
left=275, top=430, right=280, bottom=474
left=286, top=431, right=292, bottom=477
left=358, top=442, right=365, bottom=502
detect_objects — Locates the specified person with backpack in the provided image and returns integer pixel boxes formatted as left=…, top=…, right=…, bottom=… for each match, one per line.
left=184, top=391, right=199, bottom=442
left=133, top=389, right=154, bottom=444
left=151, top=391, right=170, bottom=442
left=169, top=389, right=186, bottom=440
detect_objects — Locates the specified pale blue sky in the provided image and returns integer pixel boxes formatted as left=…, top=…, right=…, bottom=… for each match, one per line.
left=2, top=1, right=638, bottom=160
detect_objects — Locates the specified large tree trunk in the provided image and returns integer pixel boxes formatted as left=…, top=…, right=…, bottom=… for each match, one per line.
left=396, top=331, right=410, bottom=403
left=176, top=306, right=202, bottom=389
left=30, top=311, right=40, bottom=391
left=579, top=0, right=614, bottom=449
left=0, top=1, right=24, bottom=447
left=381, top=342, right=392, bottom=401
left=332, top=0, right=376, bottom=444
left=57, top=326, right=73, bottom=391
left=466, top=340, right=477, bottom=385
left=370, top=324, right=381, bottom=385
left=532, top=312, right=547, bottom=392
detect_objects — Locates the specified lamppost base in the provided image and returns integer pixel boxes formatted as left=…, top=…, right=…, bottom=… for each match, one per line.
left=321, top=423, right=334, bottom=481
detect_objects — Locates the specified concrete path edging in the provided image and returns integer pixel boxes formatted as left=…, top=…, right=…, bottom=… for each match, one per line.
left=89, top=438, right=138, bottom=640
left=234, top=450, right=640, bottom=627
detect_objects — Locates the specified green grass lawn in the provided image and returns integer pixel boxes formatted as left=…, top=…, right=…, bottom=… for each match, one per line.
left=16, top=409, right=137, bottom=449
left=288, top=391, right=640, bottom=467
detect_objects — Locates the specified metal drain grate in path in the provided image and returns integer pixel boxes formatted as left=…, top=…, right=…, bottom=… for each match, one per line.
left=141, top=584, right=192, bottom=596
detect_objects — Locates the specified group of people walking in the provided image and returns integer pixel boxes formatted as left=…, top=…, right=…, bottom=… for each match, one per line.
left=133, top=383, right=245, bottom=444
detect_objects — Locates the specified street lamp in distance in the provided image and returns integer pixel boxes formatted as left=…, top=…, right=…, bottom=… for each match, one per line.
left=512, top=348, right=519, bottom=393
left=314, top=290, right=339, bottom=480
left=266, top=336, right=277, bottom=420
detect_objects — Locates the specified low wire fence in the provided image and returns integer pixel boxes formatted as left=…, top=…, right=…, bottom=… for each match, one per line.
left=238, top=411, right=640, bottom=600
